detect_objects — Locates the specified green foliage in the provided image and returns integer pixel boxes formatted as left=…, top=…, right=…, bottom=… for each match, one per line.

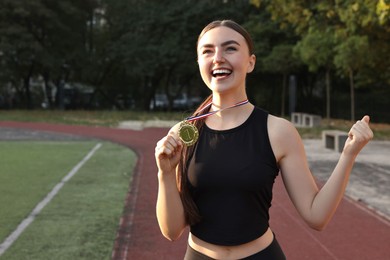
left=104, top=0, right=256, bottom=109
left=263, top=44, right=300, bottom=73
left=377, top=0, right=390, bottom=25
left=260, top=0, right=390, bottom=86
left=294, top=28, right=336, bottom=72
left=333, top=35, right=370, bottom=74
left=0, top=0, right=98, bottom=108
left=0, top=0, right=389, bottom=121
left=252, top=0, right=389, bottom=121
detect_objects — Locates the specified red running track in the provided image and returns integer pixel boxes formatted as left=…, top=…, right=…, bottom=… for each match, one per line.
left=1, top=121, right=389, bottom=260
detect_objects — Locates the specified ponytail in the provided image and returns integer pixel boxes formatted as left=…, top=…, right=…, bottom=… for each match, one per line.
left=177, top=94, right=212, bottom=225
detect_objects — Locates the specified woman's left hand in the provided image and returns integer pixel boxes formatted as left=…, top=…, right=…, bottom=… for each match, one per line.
left=343, top=115, right=374, bottom=156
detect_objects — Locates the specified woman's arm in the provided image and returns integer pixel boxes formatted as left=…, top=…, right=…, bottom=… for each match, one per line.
left=155, top=125, right=187, bottom=241
left=269, top=115, right=373, bottom=230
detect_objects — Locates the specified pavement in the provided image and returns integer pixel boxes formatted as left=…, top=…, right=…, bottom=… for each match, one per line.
left=303, top=139, right=390, bottom=220
left=0, top=120, right=389, bottom=259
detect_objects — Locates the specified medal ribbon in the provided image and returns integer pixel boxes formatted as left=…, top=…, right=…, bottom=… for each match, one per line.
left=185, top=99, right=249, bottom=122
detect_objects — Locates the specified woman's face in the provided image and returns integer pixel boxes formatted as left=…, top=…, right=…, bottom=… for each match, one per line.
left=197, top=26, right=255, bottom=96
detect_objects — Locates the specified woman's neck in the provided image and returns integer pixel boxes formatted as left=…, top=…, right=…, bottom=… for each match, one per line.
left=211, top=92, right=248, bottom=111
left=205, top=100, right=254, bottom=130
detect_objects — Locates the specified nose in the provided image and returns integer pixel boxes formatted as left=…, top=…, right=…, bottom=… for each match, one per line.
left=213, top=48, right=225, bottom=64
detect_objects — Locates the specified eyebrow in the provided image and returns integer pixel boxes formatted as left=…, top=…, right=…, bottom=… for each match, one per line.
left=199, top=40, right=240, bottom=49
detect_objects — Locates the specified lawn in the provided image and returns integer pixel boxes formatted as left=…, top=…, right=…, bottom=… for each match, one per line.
left=0, top=141, right=137, bottom=259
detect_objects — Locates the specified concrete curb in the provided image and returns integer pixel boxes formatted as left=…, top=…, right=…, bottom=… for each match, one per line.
left=118, top=120, right=178, bottom=131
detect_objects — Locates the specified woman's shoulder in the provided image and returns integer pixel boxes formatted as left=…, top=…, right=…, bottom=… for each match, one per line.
left=268, top=114, right=299, bottom=136
left=268, top=114, right=301, bottom=141
left=266, top=114, right=303, bottom=161
left=268, top=114, right=293, bottom=127
left=251, top=107, right=296, bottom=136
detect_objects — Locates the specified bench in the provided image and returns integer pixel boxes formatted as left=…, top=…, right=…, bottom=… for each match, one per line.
left=322, top=130, right=349, bottom=153
left=291, top=113, right=322, bottom=128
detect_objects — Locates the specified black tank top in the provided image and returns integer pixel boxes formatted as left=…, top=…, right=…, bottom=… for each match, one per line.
left=187, top=107, right=279, bottom=246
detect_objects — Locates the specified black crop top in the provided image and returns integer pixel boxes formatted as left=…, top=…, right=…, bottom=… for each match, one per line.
left=187, top=107, right=279, bottom=246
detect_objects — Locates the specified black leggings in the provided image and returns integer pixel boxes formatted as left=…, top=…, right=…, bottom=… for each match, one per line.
left=183, top=236, right=286, bottom=260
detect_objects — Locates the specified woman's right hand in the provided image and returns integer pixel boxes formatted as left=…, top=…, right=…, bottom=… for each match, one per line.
left=155, top=127, right=183, bottom=175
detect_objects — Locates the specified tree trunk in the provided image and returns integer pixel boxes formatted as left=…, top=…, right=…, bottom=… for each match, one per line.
left=281, top=73, right=287, bottom=117
left=325, top=68, right=331, bottom=120
left=43, top=71, right=53, bottom=108
left=56, top=78, right=65, bottom=110
left=23, top=62, right=35, bottom=109
left=349, top=68, right=355, bottom=121
left=163, top=67, right=174, bottom=111
left=144, top=76, right=158, bottom=111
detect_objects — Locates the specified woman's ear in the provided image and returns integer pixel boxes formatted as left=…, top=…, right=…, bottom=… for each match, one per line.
left=247, top=54, right=256, bottom=73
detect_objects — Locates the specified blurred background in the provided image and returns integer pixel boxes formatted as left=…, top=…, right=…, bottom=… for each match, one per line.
left=0, top=0, right=389, bottom=123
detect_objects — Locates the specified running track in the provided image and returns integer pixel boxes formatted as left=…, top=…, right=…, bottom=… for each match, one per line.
left=0, top=121, right=389, bottom=260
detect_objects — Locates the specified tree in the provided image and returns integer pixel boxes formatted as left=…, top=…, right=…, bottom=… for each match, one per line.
left=377, top=0, right=390, bottom=25
left=252, top=0, right=390, bottom=120
left=262, top=44, right=300, bottom=116
left=244, top=8, right=303, bottom=115
left=0, top=0, right=46, bottom=108
left=0, top=0, right=101, bottom=109
left=106, top=0, right=256, bottom=110
left=294, top=28, right=337, bottom=120
left=334, top=35, right=369, bottom=121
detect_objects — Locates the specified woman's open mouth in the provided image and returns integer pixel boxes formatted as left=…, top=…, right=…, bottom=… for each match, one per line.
left=211, top=69, right=232, bottom=79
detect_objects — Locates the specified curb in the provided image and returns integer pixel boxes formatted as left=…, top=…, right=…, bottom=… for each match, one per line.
left=118, top=120, right=178, bottom=131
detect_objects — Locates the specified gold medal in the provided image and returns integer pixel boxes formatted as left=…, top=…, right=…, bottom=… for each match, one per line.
left=178, top=121, right=199, bottom=146
left=178, top=99, right=249, bottom=146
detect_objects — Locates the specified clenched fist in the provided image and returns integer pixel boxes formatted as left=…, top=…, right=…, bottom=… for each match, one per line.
left=344, top=115, right=374, bottom=156
left=155, top=125, right=183, bottom=175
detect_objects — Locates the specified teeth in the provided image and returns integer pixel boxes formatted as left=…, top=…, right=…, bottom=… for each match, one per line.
left=213, top=69, right=231, bottom=74
left=212, top=69, right=232, bottom=76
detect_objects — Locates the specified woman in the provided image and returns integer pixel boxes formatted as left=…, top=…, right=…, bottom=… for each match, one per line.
left=155, top=20, right=373, bottom=260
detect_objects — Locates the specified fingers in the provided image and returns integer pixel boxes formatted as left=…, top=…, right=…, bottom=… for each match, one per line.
left=362, top=115, right=370, bottom=124
left=155, top=131, right=183, bottom=173
left=155, top=131, right=183, bottom=158
left=344, top=116, right=373, bottom=156
left=348, top=116, right=374, bottom=143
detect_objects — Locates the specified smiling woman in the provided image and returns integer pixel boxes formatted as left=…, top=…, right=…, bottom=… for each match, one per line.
left=155, top=20, right=373, bottom=260
left=197, top=24, right=256, bottom=99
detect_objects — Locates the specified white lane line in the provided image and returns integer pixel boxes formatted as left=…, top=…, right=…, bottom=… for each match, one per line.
left=0, top=143, right=102, bottom=256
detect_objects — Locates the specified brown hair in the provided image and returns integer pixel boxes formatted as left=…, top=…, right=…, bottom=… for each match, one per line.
left=177, top=95, right=212, bottom=225
left=197, top=20, right=255, bottom=55
left=177, top=20, right=254, bottom=225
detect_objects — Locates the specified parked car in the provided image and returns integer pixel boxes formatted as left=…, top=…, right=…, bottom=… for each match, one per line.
left=150, top=93, right=203, bottom=111
left=173, top=93, right=189, bottom=110
left=149, top=94, right=169, bottom=110
left=115, top=94, right=135, bottom=109
left=173, top=93, right=203, bottom=110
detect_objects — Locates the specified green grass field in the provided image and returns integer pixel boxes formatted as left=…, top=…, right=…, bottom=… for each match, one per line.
left=0, top=141, right=137, bottom=259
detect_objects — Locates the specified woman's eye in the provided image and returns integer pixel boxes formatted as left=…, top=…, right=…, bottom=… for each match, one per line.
left=202, top=49, right=212, bottom=55
left=226, top=46, right=237, bottom=52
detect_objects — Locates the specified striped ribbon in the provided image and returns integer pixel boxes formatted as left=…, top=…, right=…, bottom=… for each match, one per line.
left=185, top=99, right=249, bottom=122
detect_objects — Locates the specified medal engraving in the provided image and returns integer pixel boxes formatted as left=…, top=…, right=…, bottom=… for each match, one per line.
left=178, top=121, right=199, bottom=146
